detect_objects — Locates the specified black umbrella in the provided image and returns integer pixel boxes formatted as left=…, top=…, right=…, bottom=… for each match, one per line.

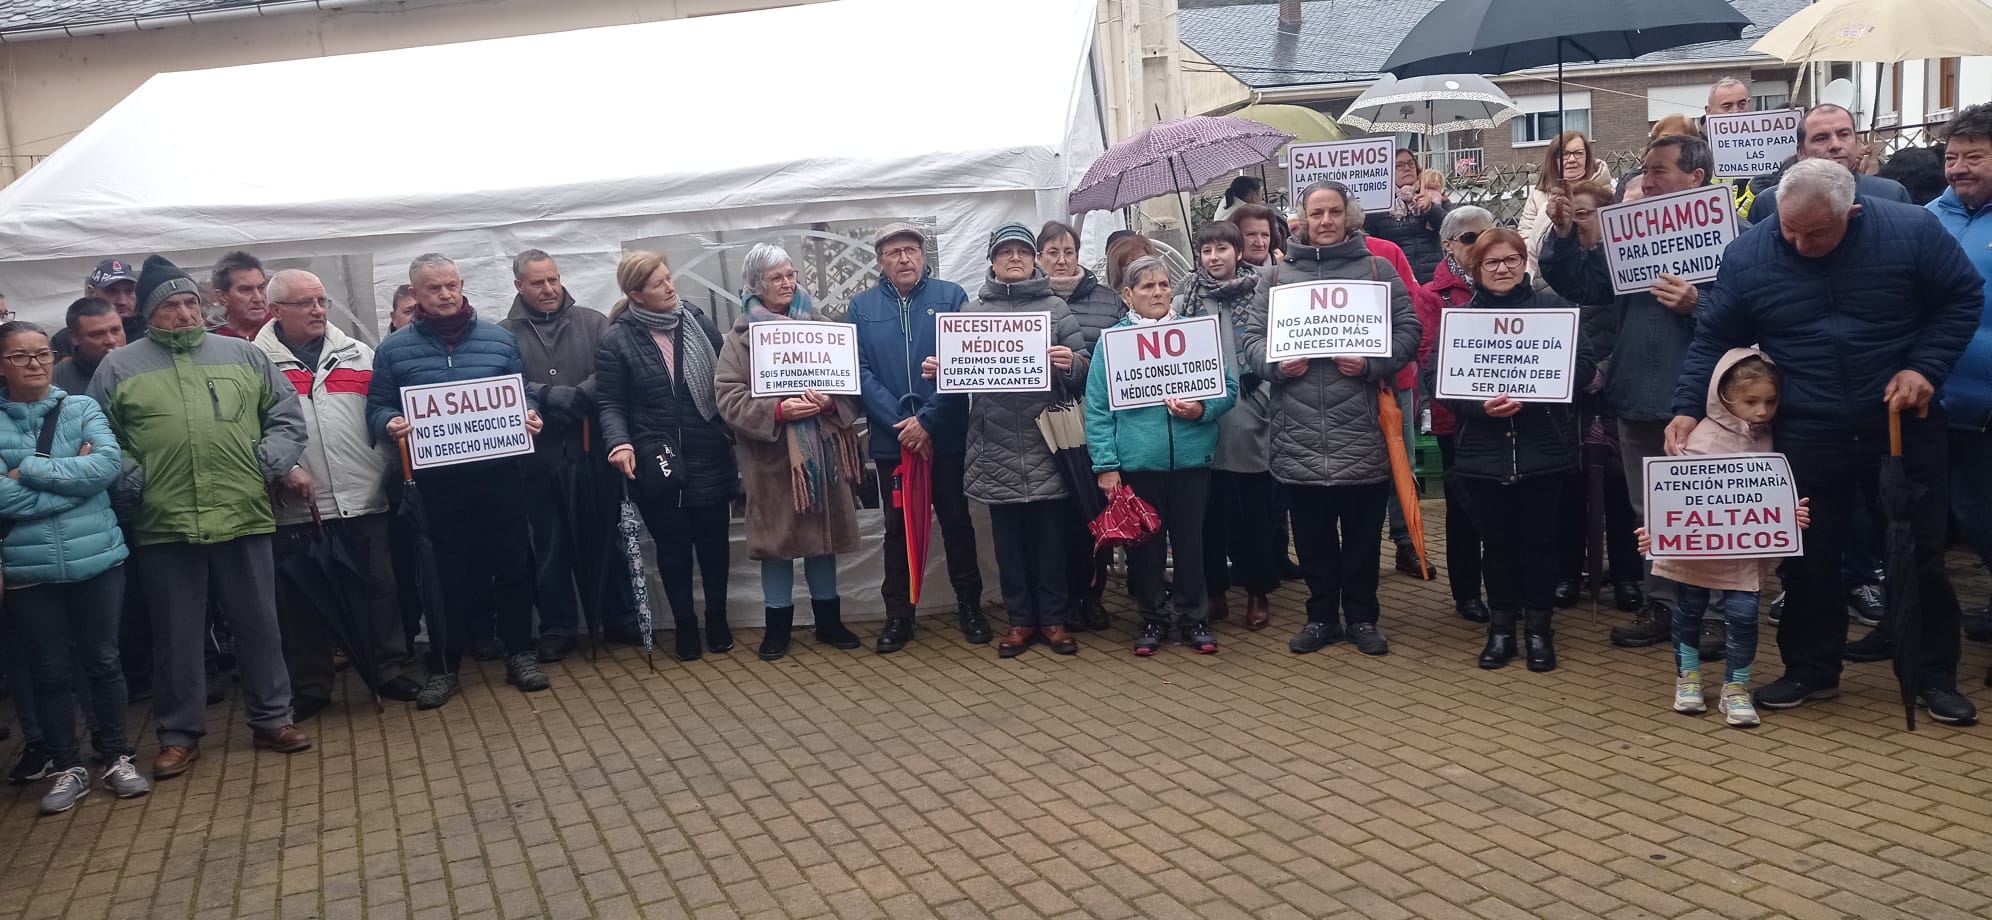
left=277, top=505, right=384, bottom=710
left=1380, top=0, right=1752, bottom=123
left=1036, top=399, right=1105, bottom=521
left=1881, top=409, right=1923, bottom=731
left=562, top=418, right=624, bottom=661
left=397, top=439, right=452, bottom=677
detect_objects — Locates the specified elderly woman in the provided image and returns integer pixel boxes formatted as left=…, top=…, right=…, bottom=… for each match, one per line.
left=1229, top=204, right=1288, bottom=282
left=1364, top=151, right=1451, bottom=283
left=927, top=223, right=1089, bottom=658
left=1424, top=229, right=1593, bottom=672
left=1037, top=221, right=1123, bottom=630
left=1518, top=130, right=1612, bottom=278
left=1087, top=256, right=1234, bottom=655
left=1422, top=205, right=1495, bottom=624
left=1244, top=180, right=1419, bottom=658
left=714, top=243, right=865, bottom=661
left=598, top=251, right=738, bottom=662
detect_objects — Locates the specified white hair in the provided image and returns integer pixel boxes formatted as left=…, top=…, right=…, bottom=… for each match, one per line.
left=265, top=269, right=320, bottom=305
left=1439, top=205, right=1494, bottom=239
left=1708, top=76, right=1749, bottom=105
left=1119, top=256, right=1170, bottom=291
left=1777, top=158, right=1857, bottom=214
left=742, top=243, right=794, bottom=294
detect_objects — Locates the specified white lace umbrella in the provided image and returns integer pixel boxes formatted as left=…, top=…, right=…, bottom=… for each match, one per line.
left=1337, top=74, right=1520, bottom=136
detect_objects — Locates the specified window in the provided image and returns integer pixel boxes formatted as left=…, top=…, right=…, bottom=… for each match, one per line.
left=1509, top=92, right=1592, bottom=146
left=1750, top=80, right=1790, bottom=111
left=1646, top=85, right=1706, bottom=122
left=1934, top=56, right=1961, bottom=117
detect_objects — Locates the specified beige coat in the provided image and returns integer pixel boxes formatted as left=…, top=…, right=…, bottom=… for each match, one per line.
left=714, top=314, right=862, bottom=561
left=1651, top=348, right=1778, bottom=592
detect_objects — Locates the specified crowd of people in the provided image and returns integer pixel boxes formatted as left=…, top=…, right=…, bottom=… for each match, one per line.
left=1, top=79, right=1990, bottom=822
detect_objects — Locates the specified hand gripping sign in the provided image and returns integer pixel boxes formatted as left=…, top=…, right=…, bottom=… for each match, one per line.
left=1264, top=280, right=1393, bottom=361
left=1643, top=453, right=1803, bottom=559
left=1596, top=185, right=1738, bottom=295
left=1433, top=308, right=1581, bottom=403
left=935, top=311, right=1053, bottom=394
left=402, top=373, right=533, bottom=470
left=1099, top=315, right=1228, bottom=410
left=1704, top=108, right=1801, bottom=179
left=1287, top=137, right=1396, bottom=212
left=748, top=320, right=862, bottom=397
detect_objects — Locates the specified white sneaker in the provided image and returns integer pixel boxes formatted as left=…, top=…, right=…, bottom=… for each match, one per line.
left=102, top=755, right=151, bottom=799
left=1674, top=673, right=1707, bottom=714
left=39, top=766, right=90, bottom=815
left=1722, top=682, right=1761, bottom=727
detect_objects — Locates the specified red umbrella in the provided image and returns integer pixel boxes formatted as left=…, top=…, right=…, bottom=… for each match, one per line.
left=893, top=397, right=935, bottom=605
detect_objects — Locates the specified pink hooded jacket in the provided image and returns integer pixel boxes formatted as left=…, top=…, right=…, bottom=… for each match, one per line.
left=1651, top=347, right=1777, bottom=592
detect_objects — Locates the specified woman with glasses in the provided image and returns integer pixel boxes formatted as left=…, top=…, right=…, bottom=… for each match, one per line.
left=1422, top=206, right=1494, bottom=625
left=1363, top=151, right=1451, bottom=284
left=0, top=321, right=148, bottom=814
left=1424, top=229, right=1593, bottom=673
left=1517, top=130, right=1611, bottom=280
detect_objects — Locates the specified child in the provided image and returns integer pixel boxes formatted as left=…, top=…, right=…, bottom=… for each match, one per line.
left=1636, top=348, right=1810, bottom=727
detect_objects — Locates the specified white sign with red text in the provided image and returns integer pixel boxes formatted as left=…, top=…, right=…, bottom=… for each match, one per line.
left=1100, top=315, right=1228, bottom=410
left=1705, top=108, right=1801, bottom=178
left=935, top=312, right=1053, bottom=394
left=1598, top=184, right=1738, bottom=295
left=1433, top=308, right=1580, bottom=403
left=402, top=373, right=533, bottom=470
left=1287, top=137, right=1396, bottom=212
left=1264, top=280, right=1393, bottom=360
left=1643, top=453, right=1804, bottom=559
left=748, top=320, right=862, bottom=397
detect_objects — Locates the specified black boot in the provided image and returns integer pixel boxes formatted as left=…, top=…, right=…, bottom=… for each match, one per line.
left=812, top=597, right=861, bottom=649
left=958, top=601, right=993, bottom=645
left=1525, top=608, right=1558, bottom=672
left=673, top=617, right=702, bottom=662
left=706, top=610, right=734, bottom=654
left=876, top=617, right=915, bottom=654
left=759, top=606, right=794, bottom=661
left=1553, top=579, right=1580, bottom=608
left=1080, top=585, right=1111, bottom=631
left=1479, top=608, right=1518, bottom=669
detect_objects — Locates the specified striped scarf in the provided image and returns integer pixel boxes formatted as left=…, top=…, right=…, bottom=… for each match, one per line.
left=743, top=290, right=862, bottom=513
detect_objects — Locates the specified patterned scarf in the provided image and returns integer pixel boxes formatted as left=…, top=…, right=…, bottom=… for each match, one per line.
left=742, top=289, right=861, bottom=514
left=1179, top=262, right=1259, bottom=356
left=625, top=304, right=717, bottom=421
left=1389, top=184, right=1430, bottom=222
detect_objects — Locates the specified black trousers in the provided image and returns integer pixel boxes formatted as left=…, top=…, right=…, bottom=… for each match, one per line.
left=1202, top=469, right=1281, bottom=597
left=1462, top=475, right=1562, bottom=613
left=1436, top=436, right=1484, bottom=607
left=635, top=498, right=732, bottom=625
left=419, top=461, right=535, bottom=672
left=1555, top=467, right=1641, bottom=584
left=1125, top=469, right=1211, bottom=625
left=989, top=499, right=1072, bottom=628
left=876, top=452, right=982, bottom=618
left=1288, top=482, right=1389, bottom=625
left=524, top=460, right=637, bottom=638
left=1780, top=418, right=1959, bottom=689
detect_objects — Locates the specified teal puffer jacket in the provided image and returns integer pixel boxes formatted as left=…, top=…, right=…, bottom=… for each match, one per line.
left=0, top=387, right=129, bottom=586
left=1083, top=316, right=1237, bottom=473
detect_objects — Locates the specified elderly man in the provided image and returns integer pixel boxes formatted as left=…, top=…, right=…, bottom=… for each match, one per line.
left=255, top=270, right=421, bottom=714
left=1671, top=159, right=1984, bottom=723
left=1750, top=104, right=1911, bottom=218
left=53, top=259, right=146, bottom=358
left=370, top=253, right=547, bottom=709
left=52, top=298, right=127, bottom=394
left=208, top=251, right=270, bottom=340
left=498, top=249, right=634, bottom=659
left=851, top=223, right=989, bottom=653
left=1926, top=104, right=1992, bottom=655
left=88, top=255, right=313, bottom=778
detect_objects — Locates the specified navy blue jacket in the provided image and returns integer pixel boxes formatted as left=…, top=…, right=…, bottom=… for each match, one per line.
left=367, top=305, right=540, bottom=442
left=1750, top=171, right=1909, bottom=222
left=849, top=272, right=969, bottom=460
left=1673, top=196, right=1984, bottom=441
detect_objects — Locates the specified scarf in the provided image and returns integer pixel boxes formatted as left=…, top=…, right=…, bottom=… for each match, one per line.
left=1046, top=273, right=1084, bottom=300
left=1389, top=184, right=1430, bottom=222
left=1126, top=309, right=1176, bottom=325
left=742, top=290, right=861, bottom=514
left=1177, top=263, right=1258, bottom=314
left=420, top=305, right=474, bottom=346
left=626, top=304, right=717, bottom=422
left=1444, top=253, right=1477, bottom=299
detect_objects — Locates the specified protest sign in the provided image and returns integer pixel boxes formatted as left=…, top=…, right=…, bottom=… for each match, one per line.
left=1643, top=453, right=1803, bottom=559
left=747, top=320, right=861, bottom=397
left=1705, top=108, right=1801, bottom=178
left=1099, top=315, right=1227, bottom=410
left=402, top=373, right=533, bottom=470
left=935, top=311, right=1052, bottom=394
left=1433, top=308, right=1580, bottom=403
left=1597, top=184, right=1738, bottom=295
left=1287, top=137, right=1395, bottom=212
left=1264, top=280, right=1393, bottom=360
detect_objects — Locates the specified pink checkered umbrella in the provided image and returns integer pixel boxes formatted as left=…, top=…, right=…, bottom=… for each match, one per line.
left=1068, top=115, right=1293, bottom=213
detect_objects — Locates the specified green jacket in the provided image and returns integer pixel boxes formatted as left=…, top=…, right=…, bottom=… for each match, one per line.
left=1083, top=316, right=1236, bottom=473
left=87, top=326, right=307, bottom=545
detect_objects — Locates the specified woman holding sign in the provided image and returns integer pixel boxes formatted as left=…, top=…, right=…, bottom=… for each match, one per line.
left=714, top=243, right=865, bottom=661
left=1246, top=180, right=1421, bottom=659
left=1086, top=256, right=1236, bottom=656
left=1427, top=229, right=1593, bottom=673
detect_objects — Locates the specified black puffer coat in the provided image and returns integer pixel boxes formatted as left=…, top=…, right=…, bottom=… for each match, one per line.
left=1060, top=268, right=1126, bottom=352
left=1430, top=282, right=1596, bottom=484
left=1363, top=201, right=1450, bottom=284
left=593, top=307, right=738, bottom=507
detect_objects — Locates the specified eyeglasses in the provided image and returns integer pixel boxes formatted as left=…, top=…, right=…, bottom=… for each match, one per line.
left=1561, top=149, right=1589, bottom=160
left=1450, top=231, right=1481, bottom=245
left=2, top=351, right=56, bottom=367
left=273, top=297, right=335, bottom=310
left=1479, top=254, right=1525, bottom=272
left=879, top=245, right=922, bottom=261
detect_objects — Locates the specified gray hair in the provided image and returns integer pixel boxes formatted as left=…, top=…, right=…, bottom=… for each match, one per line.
left=1119, top=256, right=1170, bottom=291
left=265, top=269, right=320, bottom=305
left=1439, top=205, right=1494, bottom=240
left=742, top=243, right=794, bottom=295
left=1778, top=158, right=1858, bottom=213
left=408, top=253, right=457, bottom=284
left=511, top=249, right=555, bottom=280
left=1708, top=76, right=1749, bottom=105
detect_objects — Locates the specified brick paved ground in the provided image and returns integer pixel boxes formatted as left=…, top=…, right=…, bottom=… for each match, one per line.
left=5, top=502, right=1992, bottom=920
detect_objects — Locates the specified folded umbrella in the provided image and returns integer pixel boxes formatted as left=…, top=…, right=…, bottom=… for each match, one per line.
left=893, top=396, right=935, bottom=606
left=1037, top=399, right=1106, bottom=521
left=1090, top=484, right=1162, bottom=553
left=1377, top=382, right=1432, bottom=580
left=396, top=439, right=451, bottom=676
left=1881, top=408, right=1923, bottom=731
left=275, top=504, right=384, bottom=710
left=617, top=481, right=656, bottom=672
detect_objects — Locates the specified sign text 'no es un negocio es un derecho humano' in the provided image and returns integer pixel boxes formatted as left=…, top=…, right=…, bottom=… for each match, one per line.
left=935, top=311, right=1053, bottom=394
left=1597, top=184, right=1738, bottom=296
left=1644, top=453, right=1804, bottom=559
left=1703, top=107, right=1801, bottom=179
left=748, top=320, right=862, bottom=398
left=402, top=373, right=533, bottom=470
left=1099, top=315, right=1228, bottom=411
left=1433, top=308, right=1580, bottom=403
left=1264, top=280, right=1393, bottom=361
left=1287, top=137, right=1395, bottom=212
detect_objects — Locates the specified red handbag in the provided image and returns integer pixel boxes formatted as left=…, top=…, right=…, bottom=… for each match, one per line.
left=1089, top=484, right=1162, bottom=552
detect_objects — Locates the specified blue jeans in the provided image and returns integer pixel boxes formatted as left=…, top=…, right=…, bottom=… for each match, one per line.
left=10, top=566, right=133, bottom=769
left=761, top=555, right=838, bottom=608
left=1672, top=584, right=1759, bottom=685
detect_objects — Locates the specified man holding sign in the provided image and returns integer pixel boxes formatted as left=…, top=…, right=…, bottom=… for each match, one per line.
left=369, top=253, right=547, bottom=709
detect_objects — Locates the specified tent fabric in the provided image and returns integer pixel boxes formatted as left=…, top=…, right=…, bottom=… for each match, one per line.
left=0, top=0, right=1107, bottom=330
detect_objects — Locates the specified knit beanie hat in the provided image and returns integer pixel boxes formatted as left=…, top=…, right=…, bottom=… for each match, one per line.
left=987, top=222, right=1039, bottom=259
left=136, top=255, right=199, bottom=319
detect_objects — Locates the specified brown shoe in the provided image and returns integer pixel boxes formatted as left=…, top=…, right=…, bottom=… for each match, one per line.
left=153, top=745, right=198, bottom=779
left=1209, top=593, right=1231, bottom=623
left=997, top=626, right=1036, bottom=659
left=1042, top=626, right=1079, bottom=655
left=253, top=724, right=313, bottom=754
left=1245, top=594, right=1272, bottom=630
